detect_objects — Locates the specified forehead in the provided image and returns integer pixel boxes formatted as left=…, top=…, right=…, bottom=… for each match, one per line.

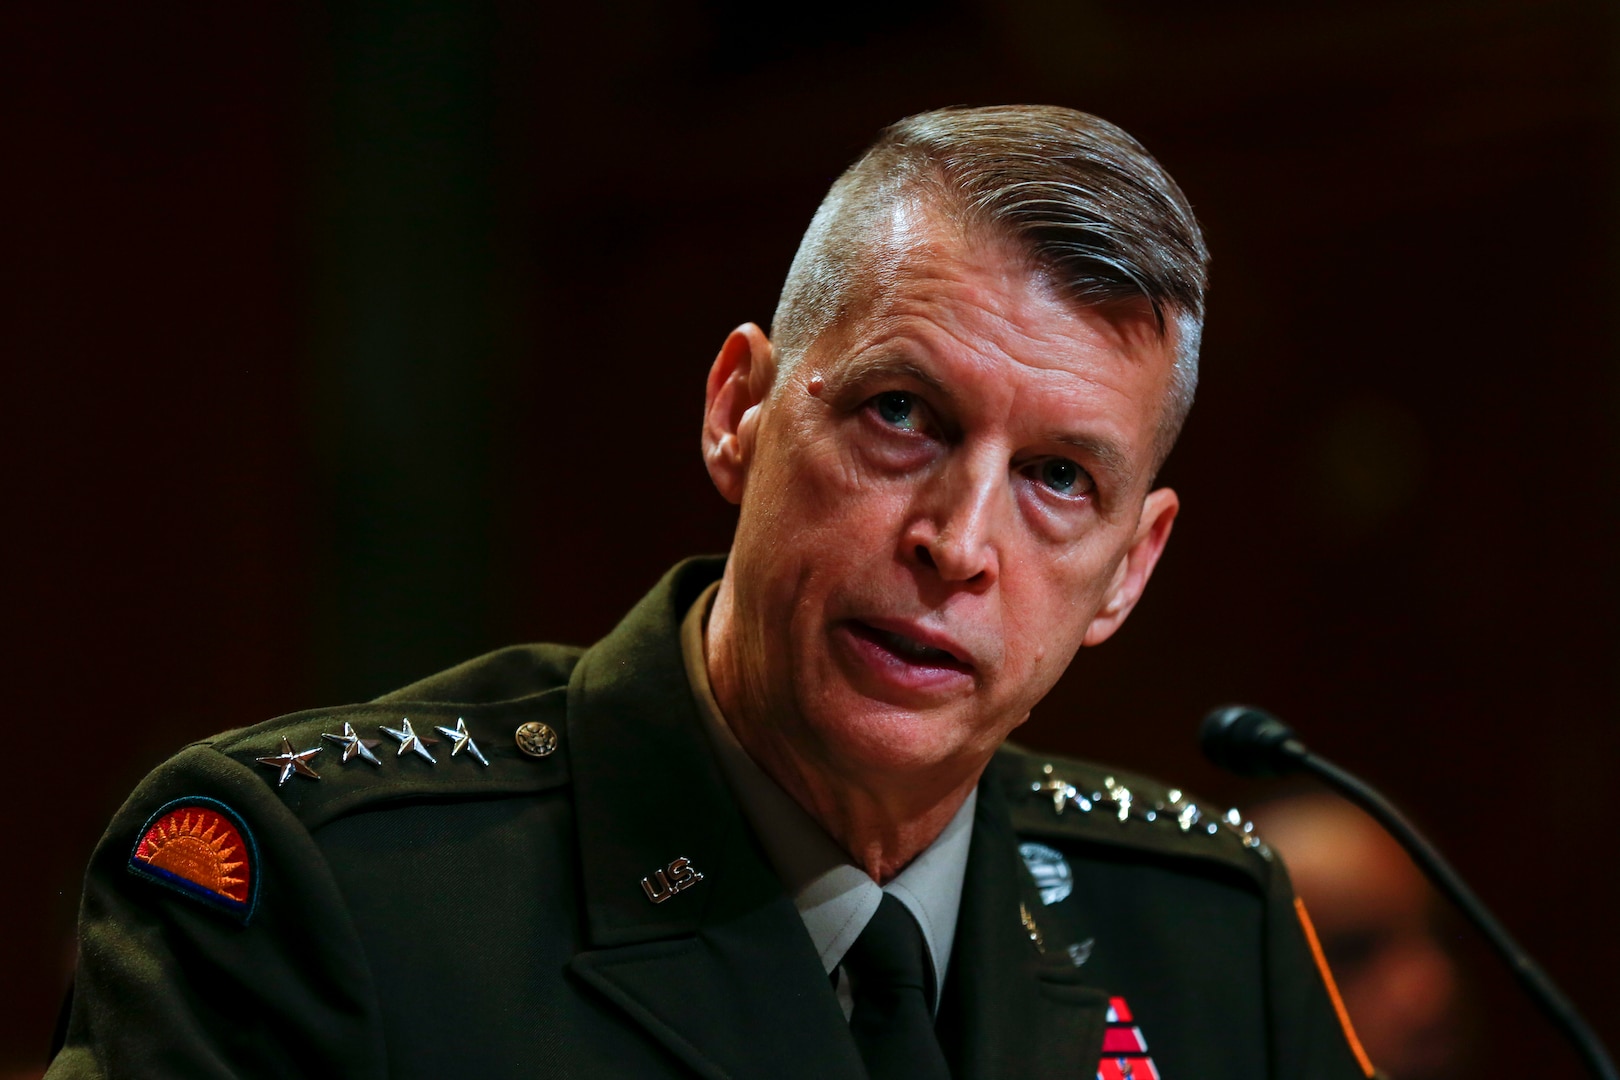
left=815, top=206, right=1175, bottom=433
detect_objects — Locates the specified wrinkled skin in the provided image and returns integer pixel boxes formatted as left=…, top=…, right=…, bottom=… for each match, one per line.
left=702, top=208, right=1181, bottom=879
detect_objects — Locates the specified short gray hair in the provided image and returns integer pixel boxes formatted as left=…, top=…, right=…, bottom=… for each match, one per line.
left=770, top=105, right=1209, bottom=469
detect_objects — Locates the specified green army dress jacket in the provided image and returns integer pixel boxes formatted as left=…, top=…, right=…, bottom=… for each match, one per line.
left=49, top=558, right=1373, bottom=1079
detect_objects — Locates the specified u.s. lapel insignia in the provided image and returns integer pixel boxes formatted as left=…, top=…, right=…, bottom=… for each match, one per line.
left=254, top=737, right=322, bottom=787
left=1018, top=840, right=1074, bottom=905
left=433, top=717, right=488, bottom=766
left=381, top=717, right=437, bottom=764
left=127, top=797, right=260, bottom=924
left=321, top=721, right=381, bottom=766
left=641, top=856, right=704, bottom=904
left=1097, top=996, right=1161, bottom=1079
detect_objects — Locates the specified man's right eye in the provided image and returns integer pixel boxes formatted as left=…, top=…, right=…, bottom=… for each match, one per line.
left=873, top=391, right=918, bottom=430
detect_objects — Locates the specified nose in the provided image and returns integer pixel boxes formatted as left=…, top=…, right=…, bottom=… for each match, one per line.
left=902, top=454, right=1002, bottom=588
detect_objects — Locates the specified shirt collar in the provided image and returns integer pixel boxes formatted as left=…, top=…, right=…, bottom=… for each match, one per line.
left=679, top=582, right=974, bottom=1002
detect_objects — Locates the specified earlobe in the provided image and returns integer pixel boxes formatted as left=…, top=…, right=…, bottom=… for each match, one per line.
left=701, top=323, right=775, bottom=505
left=1081, top=487, right=1179, bottom=647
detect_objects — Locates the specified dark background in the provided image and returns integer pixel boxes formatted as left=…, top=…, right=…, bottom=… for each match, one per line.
left=6, top=2, right=1616, bottom=1075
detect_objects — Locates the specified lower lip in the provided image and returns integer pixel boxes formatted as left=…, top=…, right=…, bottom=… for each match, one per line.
left=831, top=621, right=976, bottom=698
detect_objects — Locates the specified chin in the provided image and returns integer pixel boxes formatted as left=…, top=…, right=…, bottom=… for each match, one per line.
left=805, top=699, right=983, bottom=781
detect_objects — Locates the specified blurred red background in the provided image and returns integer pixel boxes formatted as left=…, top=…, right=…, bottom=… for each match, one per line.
left=5, top=2, right=1615, bottom=1075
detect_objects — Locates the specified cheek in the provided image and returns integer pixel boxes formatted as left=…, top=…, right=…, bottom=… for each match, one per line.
left=1049, top=535, right=1131, bottom=607
left=1004, top=573, right=1098, bottom=675
left=774, top=434, right=916, bottom=541
left=736, top=446, right=910, bottom=609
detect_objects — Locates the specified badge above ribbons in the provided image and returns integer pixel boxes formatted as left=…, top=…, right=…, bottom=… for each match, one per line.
left=1018, top=840, right=1074, bottom=905
left=127, top=797, right=261, bottom=924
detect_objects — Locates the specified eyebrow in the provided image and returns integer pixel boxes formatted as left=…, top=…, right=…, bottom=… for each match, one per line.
left=820, top=352, right=952, bottom=402
left=823, top=348, right=1139, bottom=492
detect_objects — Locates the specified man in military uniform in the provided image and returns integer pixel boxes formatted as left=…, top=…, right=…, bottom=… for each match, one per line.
left=49, top=106, right=1376, bottom=1078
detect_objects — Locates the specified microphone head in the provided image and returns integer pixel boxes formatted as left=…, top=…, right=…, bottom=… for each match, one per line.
left=1200, top=705, right=1307, bottom=777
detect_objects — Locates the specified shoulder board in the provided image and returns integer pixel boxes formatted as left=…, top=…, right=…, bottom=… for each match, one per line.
left=992, top=743, right=1275, bottom=886
left=206, top=647, right=577, bottom=832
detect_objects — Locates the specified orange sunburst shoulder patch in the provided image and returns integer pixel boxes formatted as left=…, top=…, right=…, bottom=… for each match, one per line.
left=127, top=798, right=260, bottom=924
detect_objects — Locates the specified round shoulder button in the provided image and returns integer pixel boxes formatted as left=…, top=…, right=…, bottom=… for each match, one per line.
left=514, top=720, right=558, bottom=758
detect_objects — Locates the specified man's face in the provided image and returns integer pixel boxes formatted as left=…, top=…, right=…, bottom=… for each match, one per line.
left=706, top=210, right=1180, bottom=789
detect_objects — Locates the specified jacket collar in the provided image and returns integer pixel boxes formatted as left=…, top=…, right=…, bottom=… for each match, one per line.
left=938, top=752, right=1113, bottom=1079
left=563, top=558, right=864, bottom=1077
left=563, top=557, right=1108, bottom=1079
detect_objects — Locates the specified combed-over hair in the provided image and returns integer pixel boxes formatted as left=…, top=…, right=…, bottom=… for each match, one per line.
left=770, top=105, right=1210, bottom=467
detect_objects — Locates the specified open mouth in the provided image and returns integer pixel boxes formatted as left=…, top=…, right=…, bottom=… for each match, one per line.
left=847, top=621, right=971, bottom=672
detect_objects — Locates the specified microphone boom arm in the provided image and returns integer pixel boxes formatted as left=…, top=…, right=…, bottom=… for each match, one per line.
left=1296, top=748, right=1616, bottom=1080
left=1201, top=705, right=1616, bottom=1080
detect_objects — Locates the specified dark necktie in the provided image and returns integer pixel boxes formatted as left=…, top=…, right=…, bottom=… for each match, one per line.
left=843, top=893, right=953, bottom=1080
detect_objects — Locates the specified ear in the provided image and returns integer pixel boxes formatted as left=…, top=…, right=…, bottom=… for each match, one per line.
left=702, top=323, right=776, bottom=505
left=1082, top=487, right=1179, bottom=647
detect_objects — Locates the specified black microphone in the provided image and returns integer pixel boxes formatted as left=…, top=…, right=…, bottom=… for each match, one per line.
left=1202, top=705, right=1617, bottom=1080
left=1199, top=704, right=1308, bottom=776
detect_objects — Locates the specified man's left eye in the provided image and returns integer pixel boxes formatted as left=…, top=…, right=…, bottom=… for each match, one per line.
left=873, top=391, right=919, bottom=430
left=1036, top=458, right=1089, bottom=496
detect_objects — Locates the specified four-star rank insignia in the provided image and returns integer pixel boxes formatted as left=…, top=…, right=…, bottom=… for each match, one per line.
left=130, top=715, right=526, bottom=923
left=127, top=798, right=260, bottom=924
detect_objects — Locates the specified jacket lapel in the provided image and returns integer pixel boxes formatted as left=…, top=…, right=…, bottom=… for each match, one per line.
left=564, top=560, right=862, bottom=1079
left=940, top=757, right=1111, bottom=1080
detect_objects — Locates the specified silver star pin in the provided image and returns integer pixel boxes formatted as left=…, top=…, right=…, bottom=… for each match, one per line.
left=321, top=721, right=381, bottom=766
left=381, top=717, right=437, bottom=764
left=255, top=736, right=322, bottom=787
left=1033, top=763, right=1091, bottom=815
left=433, top=717, right=488, bottom=766
left=1103, top=775, right=1134, bottom=823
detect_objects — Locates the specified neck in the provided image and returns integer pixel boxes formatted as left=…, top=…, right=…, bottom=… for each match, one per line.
left=706, top=579, right=986, bottom=883
left=768, top=754, right=981, bottom=884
